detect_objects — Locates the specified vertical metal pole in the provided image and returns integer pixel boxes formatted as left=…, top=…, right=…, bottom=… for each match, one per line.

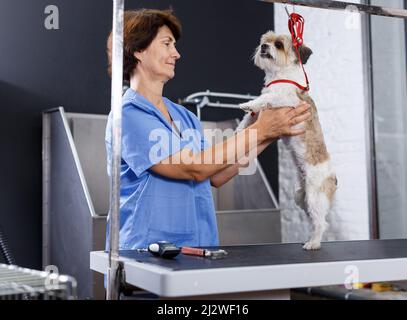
left=362, top=1, right=379, bottom=239
left=107, top=0, right=124, bottom=300
left=42, top=112, right=51, bottom=269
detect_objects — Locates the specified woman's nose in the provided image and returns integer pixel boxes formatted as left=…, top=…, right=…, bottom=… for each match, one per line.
left=173, top=47, right=181, bottom=60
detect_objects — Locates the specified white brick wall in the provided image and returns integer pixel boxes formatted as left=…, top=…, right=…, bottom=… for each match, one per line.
left=274, top=2, right=370, bottom=242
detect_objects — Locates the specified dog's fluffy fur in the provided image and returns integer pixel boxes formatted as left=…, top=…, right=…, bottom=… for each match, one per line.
left=237, top=31, right=337, bottom=250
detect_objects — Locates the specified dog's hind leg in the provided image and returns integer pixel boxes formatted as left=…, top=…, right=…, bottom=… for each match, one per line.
left=302, top=185, right=329, bottom=250
left=302, top=161, right=337, bottom=250
left=294, top=176, right=307, bottom=211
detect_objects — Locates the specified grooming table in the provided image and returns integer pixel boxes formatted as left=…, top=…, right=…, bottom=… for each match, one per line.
left=90, top=239, right=407, bottom=299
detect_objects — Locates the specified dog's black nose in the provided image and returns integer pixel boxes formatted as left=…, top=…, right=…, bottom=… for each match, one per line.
left=261, top=43, right=268, bottom=52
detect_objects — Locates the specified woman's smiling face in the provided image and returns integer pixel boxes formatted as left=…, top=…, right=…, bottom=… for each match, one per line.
left=134, top=25, right=181, bottom=82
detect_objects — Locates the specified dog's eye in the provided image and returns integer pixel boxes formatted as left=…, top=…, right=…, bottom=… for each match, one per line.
left=275, top=41, right=284, bottom=50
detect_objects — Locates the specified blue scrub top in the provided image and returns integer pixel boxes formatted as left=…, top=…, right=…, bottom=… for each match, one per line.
left=105, top=88, right=219, bottom=251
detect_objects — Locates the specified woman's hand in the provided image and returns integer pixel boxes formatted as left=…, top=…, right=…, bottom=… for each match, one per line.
left=252, top=102, right=311, bottom=141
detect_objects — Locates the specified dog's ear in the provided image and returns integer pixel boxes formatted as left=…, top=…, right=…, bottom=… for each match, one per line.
left=298, top=45, right=313, bottom=64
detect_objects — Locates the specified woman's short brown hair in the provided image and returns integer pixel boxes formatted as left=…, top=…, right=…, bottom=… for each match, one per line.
left=107, top=9, right=182, bottom=82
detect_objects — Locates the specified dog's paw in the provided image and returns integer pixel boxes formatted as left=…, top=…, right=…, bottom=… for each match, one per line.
left=303, top=241, right=321, bottom=250
left=236, top=121, right=247, bottom=132
left=239, top=102, right=253, bottom=112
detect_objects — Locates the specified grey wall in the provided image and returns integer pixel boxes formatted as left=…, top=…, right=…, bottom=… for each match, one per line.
left=0, top=0, right=276, bottom=269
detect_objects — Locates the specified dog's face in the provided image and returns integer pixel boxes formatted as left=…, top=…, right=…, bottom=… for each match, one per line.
left=254, top=31, right=313, bottom=72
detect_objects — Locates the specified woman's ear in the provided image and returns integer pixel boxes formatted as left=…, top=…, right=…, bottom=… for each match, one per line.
left=134, top=50, right=143, bottom=61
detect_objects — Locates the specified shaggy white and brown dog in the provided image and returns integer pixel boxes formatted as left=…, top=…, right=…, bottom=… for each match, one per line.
left=238, top=31, right=337, bottom=250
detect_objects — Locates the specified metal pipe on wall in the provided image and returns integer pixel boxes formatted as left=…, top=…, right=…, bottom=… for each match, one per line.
left=107, top=0, right=124, bottom=300
left=260, top=0, right=407, bottom=19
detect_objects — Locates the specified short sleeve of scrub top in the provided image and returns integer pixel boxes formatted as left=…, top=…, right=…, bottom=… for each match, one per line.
left=105, top=88, right=219, bottom=251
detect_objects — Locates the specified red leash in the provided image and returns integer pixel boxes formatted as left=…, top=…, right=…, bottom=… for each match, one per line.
left=265, top=12, right=310, bottom=92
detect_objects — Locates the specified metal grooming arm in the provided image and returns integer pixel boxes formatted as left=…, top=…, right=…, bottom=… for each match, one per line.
left=260, top=0, right=407, bottom=19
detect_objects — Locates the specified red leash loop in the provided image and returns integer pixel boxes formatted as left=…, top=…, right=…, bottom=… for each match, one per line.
left=266, top=12, right=310, bottom=92
left=288, top=13, right=305, bottom=47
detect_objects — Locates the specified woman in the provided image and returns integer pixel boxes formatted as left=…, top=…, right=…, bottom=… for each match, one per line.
left=105, top=9, right=310, bottom=250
